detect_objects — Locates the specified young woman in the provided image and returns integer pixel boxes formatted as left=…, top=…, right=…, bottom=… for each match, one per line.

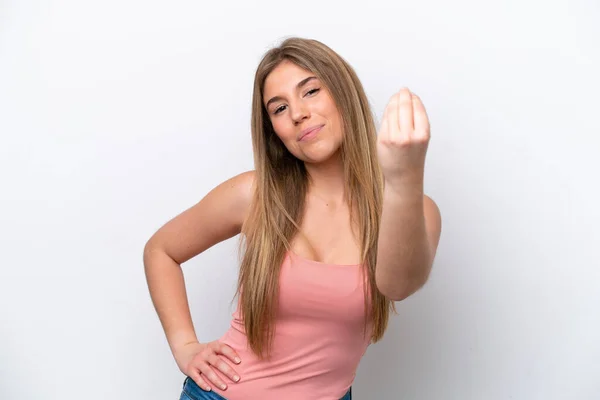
left=143, top=37, right=442, bottom=400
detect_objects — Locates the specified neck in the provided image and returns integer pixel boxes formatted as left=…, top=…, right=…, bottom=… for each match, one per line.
left=304, top=150, right=346, bottom=206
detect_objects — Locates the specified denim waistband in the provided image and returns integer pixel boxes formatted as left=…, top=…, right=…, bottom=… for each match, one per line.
left=180, top=376, right=352, bottom=400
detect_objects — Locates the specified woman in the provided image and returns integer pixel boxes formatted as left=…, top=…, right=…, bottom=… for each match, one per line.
left=144, top=37, right=442, bottom=400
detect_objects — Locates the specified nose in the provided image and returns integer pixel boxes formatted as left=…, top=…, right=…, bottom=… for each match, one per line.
left=291, top=101, right=310, bottom=125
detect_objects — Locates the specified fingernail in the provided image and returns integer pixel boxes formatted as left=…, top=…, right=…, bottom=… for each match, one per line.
left=235, top=357, right=241, bottom=363
left=221, top=384, right=227, bottom=390
left=234, top=375, right=240, bottom=382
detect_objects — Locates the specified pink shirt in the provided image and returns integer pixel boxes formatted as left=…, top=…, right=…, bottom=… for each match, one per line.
left=212, top=250, right=373, bottom=400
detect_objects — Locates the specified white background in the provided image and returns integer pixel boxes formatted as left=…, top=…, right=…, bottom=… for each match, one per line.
left=1, top=0, right=599, bottom=399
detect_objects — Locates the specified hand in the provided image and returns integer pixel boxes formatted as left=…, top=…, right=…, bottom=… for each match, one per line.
left=174, top=341, right=241, bottom=391
left=377, top=87, right=431, bottom=193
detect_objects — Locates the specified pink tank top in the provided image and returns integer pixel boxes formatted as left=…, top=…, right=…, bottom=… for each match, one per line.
left=211, top=250, right=373, bottom=400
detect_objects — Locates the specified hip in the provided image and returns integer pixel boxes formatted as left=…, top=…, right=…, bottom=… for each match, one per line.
left=179, top=376, right=352, bottom=400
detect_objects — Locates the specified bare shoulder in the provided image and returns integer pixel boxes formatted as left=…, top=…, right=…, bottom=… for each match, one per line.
left=218, top=169, right=256, bottom=217
left=423, top=194, right=442, bottom=259
left=145, top=170, right=256, bottom=264
left=210, top=169, right=256, bottom=225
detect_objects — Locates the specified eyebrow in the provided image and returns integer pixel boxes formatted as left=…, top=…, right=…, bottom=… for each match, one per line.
left=265, top=76, right=318, bottom=109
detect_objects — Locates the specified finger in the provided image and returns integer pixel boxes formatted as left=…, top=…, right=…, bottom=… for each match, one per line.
left=386, top=93, right=399, bottom=140
left=397, top=88, right=414, bottom=136
left=199, top=363, right=228, bottom=391
left=218, top=343, right=242, bottom=365
left=209, top=353, right=241, bottom=383
left=189, top=370, right=212, bottom=392
left=411, top=93, right=430, bottom=138
left=378, top=97, right=392, bottom=140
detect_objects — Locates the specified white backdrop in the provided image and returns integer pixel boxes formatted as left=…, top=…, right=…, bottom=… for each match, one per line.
left=1, top=1, right=599, bottom=399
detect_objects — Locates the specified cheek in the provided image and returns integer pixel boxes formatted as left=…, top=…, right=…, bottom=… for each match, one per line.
left=271, top=119, right=295, bottom=143
left=320, top=100, right=341, bottom=130
left=327, top=109, right=344, bottom=138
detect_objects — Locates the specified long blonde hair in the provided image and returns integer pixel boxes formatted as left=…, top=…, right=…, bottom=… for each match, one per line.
left=236, top=37, right=395, bottom=359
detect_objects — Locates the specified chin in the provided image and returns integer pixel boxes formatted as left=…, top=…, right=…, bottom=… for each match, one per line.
left=301, top=146, right=341, bottom=164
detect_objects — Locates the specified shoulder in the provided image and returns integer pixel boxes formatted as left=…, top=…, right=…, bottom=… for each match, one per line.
left=423, top=194, right=440, bottom=221
left=220, top=170, right=256, bottom=227
left=423, top=194, right=442, bottom=258
left=224, top=169, right=255, bottom=199
left=228, top=170, right=257, bottom=237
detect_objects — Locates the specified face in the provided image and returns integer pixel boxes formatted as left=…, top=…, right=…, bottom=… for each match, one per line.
left=262, top=60, right=344, bottom=164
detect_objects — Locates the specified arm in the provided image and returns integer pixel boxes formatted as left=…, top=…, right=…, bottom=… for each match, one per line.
left=143, top=170, right=254, bottom=360
left=375, top=88, right=441, bottom=301
left=375, top=187, right=442, bottom=301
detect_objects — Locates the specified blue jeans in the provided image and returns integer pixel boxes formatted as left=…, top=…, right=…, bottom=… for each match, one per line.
left=179, top=376, right=352, bottom=400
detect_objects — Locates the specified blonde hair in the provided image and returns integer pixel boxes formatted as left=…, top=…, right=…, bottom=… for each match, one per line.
left=236, top=37, right=395, bottom=359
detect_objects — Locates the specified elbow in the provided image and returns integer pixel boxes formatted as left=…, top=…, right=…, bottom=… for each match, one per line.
left=143, top=241, right=155, bottom=271
left=143, top=239, right=183, bottom=271
left=376, top=271, right=430, bottom=301
left=376, top=282, right=415, bottom=302
left=143, top=239, right=164, bottom=270
left=143, top=238, right=156, bottom=258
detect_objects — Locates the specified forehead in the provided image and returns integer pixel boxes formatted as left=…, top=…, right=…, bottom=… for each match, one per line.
left=263, top=60, right=315, bottom=97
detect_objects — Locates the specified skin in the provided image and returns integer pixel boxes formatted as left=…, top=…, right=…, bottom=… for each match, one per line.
left=262, top=59, right=362, bottom=263
left=143, top=59, right=442, bottom=393
left=375, top=87, right=442, bottom=300
left=263, top=59, right=345, bottom=165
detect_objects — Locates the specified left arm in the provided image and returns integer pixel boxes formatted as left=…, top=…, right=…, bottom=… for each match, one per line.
left=375, top=187, right=442, bottom=301
left=375, top=87, right=442, bottom=301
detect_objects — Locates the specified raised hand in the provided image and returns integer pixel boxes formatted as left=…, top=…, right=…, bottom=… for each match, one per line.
left=377, top=87, right=431, bottom=193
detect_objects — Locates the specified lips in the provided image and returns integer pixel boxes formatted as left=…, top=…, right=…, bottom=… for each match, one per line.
left=298, top=124, right=325, bottom=141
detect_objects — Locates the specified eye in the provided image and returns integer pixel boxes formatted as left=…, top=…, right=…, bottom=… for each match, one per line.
left=272, top=88, right=320, bottom=115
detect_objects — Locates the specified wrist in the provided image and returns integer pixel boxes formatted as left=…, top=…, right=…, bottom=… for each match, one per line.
left=383, top=174, right=423, bottom=196
left=171, top=338, right=201, bottom=355
left=383, top=182, right=424, bottom=202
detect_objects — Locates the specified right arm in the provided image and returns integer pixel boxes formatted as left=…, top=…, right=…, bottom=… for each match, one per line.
left=143, top=170, right=254, bottom=388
